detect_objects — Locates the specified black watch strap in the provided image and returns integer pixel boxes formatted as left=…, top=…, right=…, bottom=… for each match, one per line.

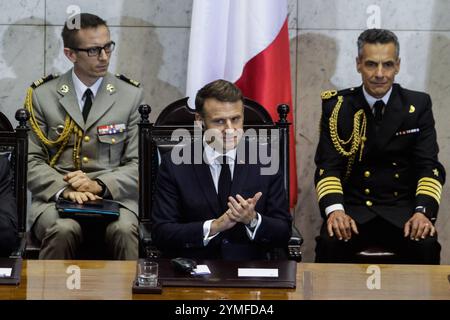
left=415, top=206, right=434, bottom=221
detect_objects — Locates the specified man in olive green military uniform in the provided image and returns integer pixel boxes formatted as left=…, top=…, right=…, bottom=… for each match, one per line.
left=26, top=13, right=144, bottom=259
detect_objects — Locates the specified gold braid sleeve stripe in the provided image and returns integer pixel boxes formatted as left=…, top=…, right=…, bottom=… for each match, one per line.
left=418, top=177, right=442, bottom=191
left=318, top=189, right=344, bottom=201
left=317, top=182, right=343, bottom=195
left=316, top=181, right=342, bottom=192
left=416, top=190, right=441, bottom=204
left=317, top=185, right=344, bottom=199
left=316, top=176, right=341, bottom=190
left=417, top=183, right=442, bottom=196
left=416, top=186, right=441, bottom=200
left=316, top=177, right=344, bottom=201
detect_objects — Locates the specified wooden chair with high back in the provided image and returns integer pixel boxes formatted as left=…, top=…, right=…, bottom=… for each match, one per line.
left=0, top=109, right=29, bottom=258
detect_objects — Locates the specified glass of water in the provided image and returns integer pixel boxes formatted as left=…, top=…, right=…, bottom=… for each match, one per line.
left=137, top=260, right=158, bottom=287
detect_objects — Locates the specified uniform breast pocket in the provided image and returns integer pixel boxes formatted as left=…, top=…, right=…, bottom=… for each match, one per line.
left=97, top=132, right=127, bottom=166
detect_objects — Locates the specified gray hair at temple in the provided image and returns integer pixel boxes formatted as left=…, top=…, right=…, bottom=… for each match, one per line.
left=357, top=29, right=400, bottom=58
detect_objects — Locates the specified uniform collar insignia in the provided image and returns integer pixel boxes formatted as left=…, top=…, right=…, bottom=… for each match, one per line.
left=60, top=84, right=69, bottom=94
left=106, top=83, right=115, bottom=93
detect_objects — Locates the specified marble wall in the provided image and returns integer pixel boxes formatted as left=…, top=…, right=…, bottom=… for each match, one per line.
left=0, top=0, right=449, bottom=263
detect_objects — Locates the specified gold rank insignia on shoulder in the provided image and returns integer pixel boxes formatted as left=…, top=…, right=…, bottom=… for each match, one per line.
left=319, top=169, right=325, bottom=176
left=115, top=74, right=140, bottom=87
left=321, top=90, right=337, bottom=100
left=106, top=83, right=115, bottom=93
left=433, top=168, right=439, bottom=177
left=31, top=73, right=59, bottom=89
left=409, top=105, right=415, bottom=113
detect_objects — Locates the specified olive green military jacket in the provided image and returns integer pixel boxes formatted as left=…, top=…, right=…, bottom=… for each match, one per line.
left=27, top=70, right=144, bottom=226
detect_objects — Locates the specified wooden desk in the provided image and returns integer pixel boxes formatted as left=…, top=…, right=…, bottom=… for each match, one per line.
left=1, top=260, right=450, bottom=299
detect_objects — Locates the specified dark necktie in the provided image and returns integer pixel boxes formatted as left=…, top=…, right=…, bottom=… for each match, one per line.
left=82, top=89, right=93, bottom=122
left=217, top=156, right=232, bottom=213
left=373, top=100, right=385, bottom=124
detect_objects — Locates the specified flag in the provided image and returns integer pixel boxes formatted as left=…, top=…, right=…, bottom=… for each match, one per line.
left=186, top=0, right=297, bottom=207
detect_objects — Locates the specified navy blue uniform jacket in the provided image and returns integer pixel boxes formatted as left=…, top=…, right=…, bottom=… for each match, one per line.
left=315, top=84, right=445, bottom=228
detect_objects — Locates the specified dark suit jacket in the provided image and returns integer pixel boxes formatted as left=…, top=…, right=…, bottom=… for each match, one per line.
left=152, top=143, right=292, bottom=260
left=315, top=84, right=446, bottom=228
left=0, top=155, right=17, bottom=256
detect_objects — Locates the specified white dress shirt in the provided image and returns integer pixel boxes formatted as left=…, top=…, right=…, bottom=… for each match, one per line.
left=72, top=68, right=103, bottom=112
left=202, top=142, right=262, bottom=245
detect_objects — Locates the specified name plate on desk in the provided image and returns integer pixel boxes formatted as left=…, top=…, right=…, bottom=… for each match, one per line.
left=151, top=259, right=296, bottom=289
left=0, top=258, right=22, bottom=285
left=238, top=268, right=279, bottom=277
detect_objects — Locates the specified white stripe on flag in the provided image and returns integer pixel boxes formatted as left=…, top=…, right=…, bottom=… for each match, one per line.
left=186, top=0, right=288, bottom=108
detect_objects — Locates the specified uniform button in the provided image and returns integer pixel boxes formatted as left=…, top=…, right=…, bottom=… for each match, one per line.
left=364, top=188, right=370, bottom=195
left=111, top=138, right=116, bottom=144
left=392, top=162, right=397, bottom=166
left=364, top=171, right=371, bottom=178
left=56, top=124, right=65, bottom=135
left=82, top=156, right=89, bottom=163
left=394, top=192, right=398, bottom=197
left=222, top=239, right=229, bottom=244
left=394, top=173, right=400, bottom=178
left=366, top=200, right=373, bottom=207
left=84, top=135, right=90, bottom=143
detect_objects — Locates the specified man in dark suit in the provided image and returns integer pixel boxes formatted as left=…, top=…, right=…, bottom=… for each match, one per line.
left=314, top=29, right=445, bottom=264
left=0, top=155, right=17, bottom=256
left=152, top=79, right=292, bottom=260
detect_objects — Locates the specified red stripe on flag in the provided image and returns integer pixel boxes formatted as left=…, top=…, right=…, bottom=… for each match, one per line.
left=235, top=19, right=297, bottom=208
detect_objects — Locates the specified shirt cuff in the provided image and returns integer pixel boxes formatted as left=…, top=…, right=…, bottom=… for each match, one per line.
left=245, top=212, right=262, bottom=240
left=325, top=204, right=345, bottom=216
left=54, top=187, right=67, bottom=201
left=203, top=219, right=219, bottom=246
left=96, top=179, right=111, bottom=198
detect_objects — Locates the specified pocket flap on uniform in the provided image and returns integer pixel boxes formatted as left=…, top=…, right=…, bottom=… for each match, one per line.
left=97, top=132, right=126, bottom=144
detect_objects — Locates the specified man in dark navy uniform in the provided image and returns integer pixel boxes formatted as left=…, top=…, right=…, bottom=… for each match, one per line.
left=314, top=29, right=445, bottom=264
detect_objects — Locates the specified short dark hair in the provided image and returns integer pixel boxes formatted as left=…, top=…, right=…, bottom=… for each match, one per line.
left=61, top=13, right=108, bottom=48
left=195, top=79, right=243, bottom=115
left=357, top=29, right=399, bottom=58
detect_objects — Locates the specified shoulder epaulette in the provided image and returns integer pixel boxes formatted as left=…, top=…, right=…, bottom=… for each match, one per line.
left=115, top=74, right=140, bottom=87
left=321, top=87, right=357, bottom=100
left=321, top=89, right=337, bottom=100
left=31, top=74, right=59, bottom=89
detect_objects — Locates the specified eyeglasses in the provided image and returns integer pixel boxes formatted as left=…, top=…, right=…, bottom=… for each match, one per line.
left=70, top=41, right=115, bottom=57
